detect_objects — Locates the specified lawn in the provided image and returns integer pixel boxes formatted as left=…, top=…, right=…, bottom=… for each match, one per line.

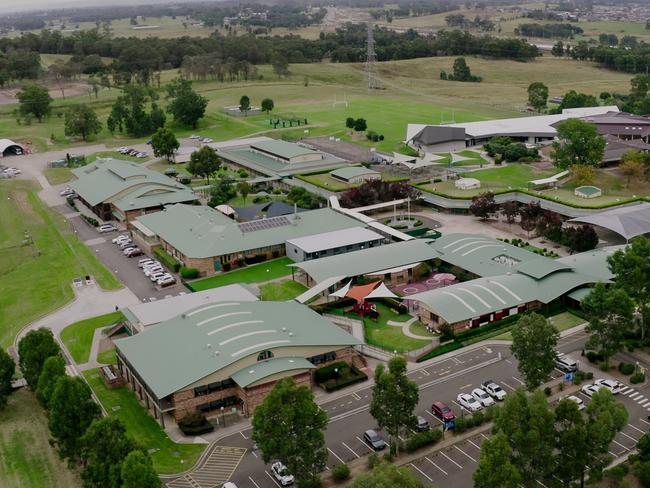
left=43, top=168, right=75, bottom=186
left=0, top=181, right=121, bottom=348
left=96, top=347, right=117, bottom=365
left=298, top=171, right=408, bottom=192
left=187, top=257, right=294, bottom=291
left=0, top=389, right=81, bottom=488
left=83, top=369, right=205, bottom=474
left=260, top=280, right=308, bottom=301
left=363, top=303, right=431, bottom=353
left=60, top=312, right=124, bottom=364
left=494, top=311, right=585, bottom=341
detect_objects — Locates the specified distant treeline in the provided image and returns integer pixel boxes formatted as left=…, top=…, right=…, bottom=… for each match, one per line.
left=568, top=42, right=650, bottom=74
left=515, top=23, right=584, bottom=39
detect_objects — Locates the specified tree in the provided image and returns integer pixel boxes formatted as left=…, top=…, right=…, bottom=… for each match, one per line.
left=49, top=376, right=101, bottom=462
left=237, top=181, right=251, bottom=204
left=608, top=236, right=650, bottom=339
left=469, top=192, right=498, bottom=221
left=571, top=164, right=596, bottom=186
left=80, top=417, right=138, bottom=488
left=107, top=84, right=164, bottom=137
left=620, top=150, right=649, bottom=187
left=121, top=450, right=161, bottom=488
left=582, top=283, right=634, bottom=366
left=551, top=118, right=606, bottom=169
left=271, top=55, right=290, bottom=78
left=510, top=313, right=559, bottom=390
left=353, top=118, right=367, bottom=132
left=502, top=201, right=519, bottom=224
left=345, top=117, right=355, bottom=129
left=188, top=146, right=221, bottom=184
left=17, top=84, right=52, bottom=122
left=18, top=328, right=61, bottom=389
left=452, top=57, right=471, bottom=81
left=239, top=95, right=251, bottom=115
left=473, top=432, right=521, bottom=488
left=151, top=127, right=179, bottom=162
left=64, top=104, right=102, bottom=142
left=551, top=40, right=564, bottom=56
left=527, top=82, right=549, bottom=112
left=208, top=177, right=237, bottom=207
left=0, top=348, right=15, bottom=410
left=166, top=78, right=207, bottom=129
left=369, top=356, right=419, bottom=455
left=349, top=462, right=425, bottom=488
left=36, top=355, right=66, bottom=408
left=261, top=98, right=274, bottom=114
left=252, top=378, right=328, bottom=487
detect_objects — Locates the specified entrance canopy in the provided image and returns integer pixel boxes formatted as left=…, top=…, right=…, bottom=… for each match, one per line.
left=569, top=203, right=650, bottom=241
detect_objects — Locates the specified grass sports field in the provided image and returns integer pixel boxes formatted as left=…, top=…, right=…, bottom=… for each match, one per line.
left=0, top=181, right=121, bottom=349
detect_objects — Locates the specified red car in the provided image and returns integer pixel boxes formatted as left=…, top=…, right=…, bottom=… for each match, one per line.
left=431, top=401, right=456, bottom=422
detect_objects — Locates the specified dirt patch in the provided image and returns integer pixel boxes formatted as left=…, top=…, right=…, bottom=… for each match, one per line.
left=0, top=82, right=91, bottom=105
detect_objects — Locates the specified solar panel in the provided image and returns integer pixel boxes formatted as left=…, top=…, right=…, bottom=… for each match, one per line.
left=238, top=216, right=292, bottom=233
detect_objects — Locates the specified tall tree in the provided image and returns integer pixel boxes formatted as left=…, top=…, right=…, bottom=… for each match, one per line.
left=582, top=283, right=634, bottom=366
left=151, top=128, right=179, bottom=162
left=237, top=180, right=251, bottom=204
left=608, top=236, right=650, bottom=339
left=239, top=95, right=251, bottom=115
left=107, top=84, right=163, bottom=137
left=527, top=82, right=549, bottom=112
left=0, top=348, right=15, bottom=410
left=166, top=78, right=208, bottom=129
left=121, top=450, right=161, bottom=488
left=18, top=328, right=61, bottom=389
left=64, top=104, right=102, bottom=142
left=261, top=98, right=274, bottom=114
left=49, top=376, right=101, bottom=463
left=473, top=432, right=521, bottom=488
left=188, top=146, right=221, bottom=184
left=349, top=462, right=425, bottom=488
left=80, top=417, right=138, bottom=488
left=252, top=378, right=328, bottom=487
left=369, top=356, right=418, bottom=455
left=554, top=396, right=588, bottom=486
left=620, top=150, right=649, bottom=187
left=469, top=192, right=498, bottom=221
left=16, top=84, right=52, bottom=122
left=452, top=57, right=472, bottom=81
left=551, top=119, right=606, bottom=169
left=510, top=313, right=559, bottom=390
left=36, top=355, right=66, bottom=409
left=502, top=201, right=519, bottom=225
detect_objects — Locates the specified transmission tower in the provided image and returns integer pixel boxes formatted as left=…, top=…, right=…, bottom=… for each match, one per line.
left=365, top=23, right=382, bottom=91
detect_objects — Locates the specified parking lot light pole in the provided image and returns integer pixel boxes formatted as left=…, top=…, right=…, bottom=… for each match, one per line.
left=221, top=406, right=226, bottom=427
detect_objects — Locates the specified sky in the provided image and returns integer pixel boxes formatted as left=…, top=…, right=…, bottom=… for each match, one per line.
left=3, top=0, right=208, bottom=14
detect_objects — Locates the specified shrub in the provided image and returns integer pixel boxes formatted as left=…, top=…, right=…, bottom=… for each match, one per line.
left=331, top=463, right=350, bottom=482
left=153, top=247, right=182, bottom=272
left=619, top=362, right=635, bottom=375
left=558, top=382, right=564, bottom=391
left=631, top=372, right=646, bottom=384
left=404, top=429, right=443, bottom=453
left=544, top=386, right=552, bottom=396
left=604, top=463, right=628, bottom=481
left=178, top=411, right=214, bottom=436
left=180, top=267, right=199, bottom=279
left=81, top=214, right=99, bottom=227
left=586, top=350, right=604, bottom=363
left=367, top=453, right=380, bottom=469
left=314, top=361, right=349, bottom=383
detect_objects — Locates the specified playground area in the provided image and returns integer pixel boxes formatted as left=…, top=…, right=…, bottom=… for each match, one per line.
left=391, top=272, right=457, bottom=297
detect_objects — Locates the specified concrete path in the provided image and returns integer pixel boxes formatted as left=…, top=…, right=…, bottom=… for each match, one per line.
left=387, top=317, right=433, bottom=340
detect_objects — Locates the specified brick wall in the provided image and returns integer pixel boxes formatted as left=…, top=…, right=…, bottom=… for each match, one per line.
left=172, top=386, right=239, bottom=421
left=242, top=372, right=312, bottom=415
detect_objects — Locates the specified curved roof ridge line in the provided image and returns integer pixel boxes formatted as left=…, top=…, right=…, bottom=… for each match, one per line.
left=207, top=320, right=264, bottom=336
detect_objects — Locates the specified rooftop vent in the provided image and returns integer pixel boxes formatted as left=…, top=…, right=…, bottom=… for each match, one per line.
left=206, top=343, right=211, bottom=349
left=288, top=332, right=294, bottom=337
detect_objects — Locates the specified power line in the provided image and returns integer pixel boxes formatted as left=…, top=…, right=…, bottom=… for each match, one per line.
left=365, top=22, right=381, bottom=91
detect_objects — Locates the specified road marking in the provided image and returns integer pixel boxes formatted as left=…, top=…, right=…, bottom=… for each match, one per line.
left=641, top=418, right=650, bottom=427
left=439, top=370, right=451, bottom=376
left=512, top=376, right=524, bottom=385
left=609, top=450, right=618, bottom=457
left=355, top=436, right=374, bottom=452
left=265, top=471, right=282, bottom=487
left=352, top=392, right=361, bottom=400
left=480, top=433, right=490, bottom=440
left=410, top=463, right=433, bottom=482
left=460, top=383, right=472, bottom=390
left=249, top=476, right=262, bottom=488
left=341, top=442, right=360, bottom=459
left=440, top=450, right=463, bottom=469
left=501, top=381, right=515, bottom=391
left=426, top=456, right=448, bottom=475
left=251, top=450, right=257, bottom=458
left=620, top=386, right=632, bottom=394
left=454, top=445, right=477, bottom=462
left=327, top=447, right=344, bottom=464
left=612, top=440, right=629, bottom=451
left=425, top=410, right=445, bottom=424
left=467, top=439, right=481, bottom=450
left=505, top=359, right=512, bottom=364
left=421, top=369, right=430, bottom=376
left=629, top=393, right=642, bottom=400
left=240, top=431, right=247, bottom=439
left=452, top=400, right=465, bottom=411
left=641, top=400, right=650, bottom=407
left=628, top=424, right=645, bottom=435
left=620, top=431, right=638, bottom=442
left=453, top=357, right=464, bottom=365
left=635, top=396, right=647, bottom=403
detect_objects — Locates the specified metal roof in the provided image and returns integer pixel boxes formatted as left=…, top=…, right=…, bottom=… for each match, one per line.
left=569, top=203, right=650, bottom=240
left=0, top=139, right=22, bottom=154
left=251, top=140, right=320, bottom=159
left=218, top=147, right=344, bottom=177
left=291, top=239, right=439, bottom=283
left=230, top=357, right=315, bottom=388
left=137, top=204, right=362, bottom=259
left=115, top=301, right=360, bottom=398
left=330, top=166, right=380, bottom=180
left=286, top=227, right=384, bottom=253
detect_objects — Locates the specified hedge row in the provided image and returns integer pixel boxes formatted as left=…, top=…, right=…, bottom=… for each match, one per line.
left=180, top=267, right=199, bottom=280
left=153, top=247, right=181, bottom=272
left=404, top=429, right=443, bottom=453
left=81, top=214, right=99, bottom=227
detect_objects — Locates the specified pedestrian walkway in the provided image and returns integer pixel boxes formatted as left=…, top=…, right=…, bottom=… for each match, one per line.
left=387, top=316, right=433, bottom=340
left=619, top=385, right=650, bottom=411
left=166, top=446, right=246, bottom=488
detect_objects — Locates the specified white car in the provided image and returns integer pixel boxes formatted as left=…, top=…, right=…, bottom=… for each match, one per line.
left=471, top=388, right=495, bottom=408
left=150, top=272, right=167, bottom=282
left=564, top=395, right=585, bottom=411
left=157, top=276, right=177, bottom=287
left=270, top=462, right=294, bottom=486
left=112, top=235, right=130, bottom=244
left=594, top=379, right=621, bottom=394
left=222, top=483, right=238, bottom=488
left=136, top=152, right=148, bottom=158
left=581, top=384, right=603, bottom=397
left=118, top=241, right=134, bottom=249
left=481, top=380, right=507, bottom=401
left=144, top=266, right=164, bottom=277
left=138, top=258, right=156, bottom=268
left=190, top=134, right=201, bottom=140
left=98, top=224, right=117, bottom=233
left=457, top=393, right=482, bottom=412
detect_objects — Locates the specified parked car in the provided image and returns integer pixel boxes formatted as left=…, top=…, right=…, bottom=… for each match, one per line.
left=117, top=147, right=128, bottom=153
left=144, top=266, right=163, bottom=277
left=128, top=149, right=139, bottom=156
left=118, top=241, right=134, bottom=249
left=156, top=273, right=174, bottom=283
left=594, top=379, right=622, bottom=395
left=98, top=224, right=117, bottom=233
left=563, top=395, right=585, bottom=411
left=158, top=276, right=176, bottom=287
left=125, top=248, right=143, bottom=257
left=112, top=235, right=130, bottom=244
left=270, top=462, right=294, bottom=486
left=222, top=483, right=238, bottom=488
left=457, top=393, right=482, bottom=412
left=122, top=247, right=137, bottom=255
left=136, top=152, right=148, bottom=158
left=555, top=354, right=578, bottom=373
left=581, top=384, right=602, bottom=397
left=416, top=416, right=430, bottom=432
left=190, top=134, right=201, bottom=140
left=138, top=258, right=156, bottom=268
left=60, top=187, right=74, bottom=196
left=471, top=388, right=495, bottom=408
left=481, top=380, right=507, bottom=401
left=431, top=401, right=456, bottom=422
left=150, top=272, right=167, bottom=282
left=363, top=429, right=387, bottom=451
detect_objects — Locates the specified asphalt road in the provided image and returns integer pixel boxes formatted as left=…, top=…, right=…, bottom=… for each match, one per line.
left=165, top=328, right=645, bottom=488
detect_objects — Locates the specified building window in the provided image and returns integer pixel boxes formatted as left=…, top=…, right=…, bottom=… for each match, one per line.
left=307, top=351, right=337, bottom=365
left=257, top=350, right=274, bottom=361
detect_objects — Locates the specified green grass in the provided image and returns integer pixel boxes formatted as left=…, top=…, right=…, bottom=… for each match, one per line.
left=260, top=280, right=308, bottom=301
left=0, top=181, right=121, bottom=348
left=298, top=171, right=408, bottom=192
left=188, top=257, right=293, bottom=291
left=363, top=303, right=431, bottom=353
left=409, top=320, right=434, bottom=338
left=43, top=168, right=75, bottom=186
left=96, top=348, right=117, bottom=365
left=0, top=389, right=81, bottom=488
left=83, top=369, right=205, bottom=474
left=60, top=312, right=124, bottom=364
left=494, top=311, right=585, bottom=341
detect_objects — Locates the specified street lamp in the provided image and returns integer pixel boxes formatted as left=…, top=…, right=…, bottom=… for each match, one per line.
left=221, top=406, right=226, bottom=427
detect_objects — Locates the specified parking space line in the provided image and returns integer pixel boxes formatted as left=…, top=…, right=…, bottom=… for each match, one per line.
left=467, top=439, right=481, bottom=450
left=341, top=442, right=360, bottom=459
left=426, top=456, right=448, bottom=476
left=410, top=463, right=433, bottom=482
left=425, top=410, right=444, bottom=424
left=480, top=433, right=490, bottom=440
left=327, top=447, right=344, bottom=464
left=265, top=471, right=282, bottom=487
left=240, top=431, right=248, bottom=439
left=420, top=369, right=430, bottom=376
left=352, top=392, right=361, bottom=400
left=501, top=381, right=515, bottom=391
left=641, top=418, right=650, bottom=427
left=505, top=359, right=512, bottom=364
left=355, top=436, right=374, bottom=452
left=249, top=476, right=262, bottom=488
left=628, top=424, right=646, bottom=435
left=609, top=450, right=618, bottom=457
left=612, top=440, right=629, bottom=451
left=440, top=451, right=463, bottom=469
left=251, top=450, right=257, bottom=458
left=454, top=445, right=477, bottom=463
left=620, top=431, right=638, bottom=442
left=512, top=376, right=524, bottom=385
